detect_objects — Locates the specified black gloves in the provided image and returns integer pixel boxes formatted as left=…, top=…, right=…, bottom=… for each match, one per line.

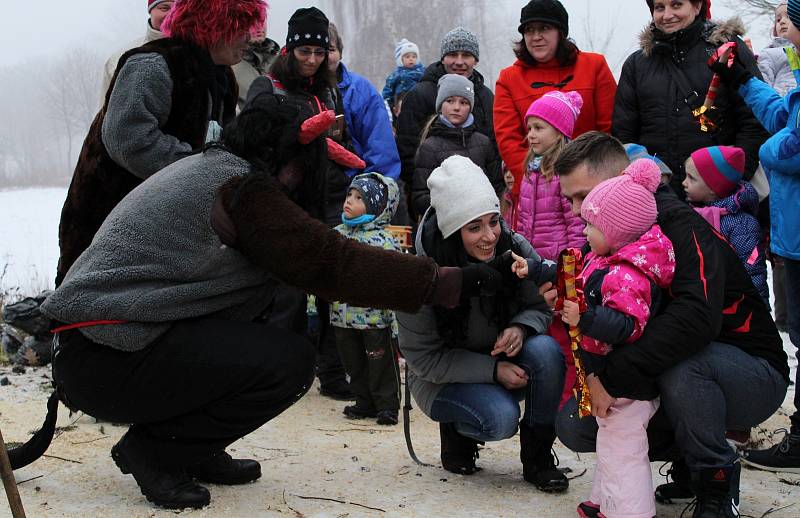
left=709, top=55, right=753, bottom=90
left=460, top=251, right=515, bottom=300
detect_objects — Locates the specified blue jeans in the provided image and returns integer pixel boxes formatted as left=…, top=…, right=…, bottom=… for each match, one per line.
left=556, top=342, right=787, bottom=470
left=429, top=334, right=565, bottom=442
left=783, top=257, right=800, bottom=433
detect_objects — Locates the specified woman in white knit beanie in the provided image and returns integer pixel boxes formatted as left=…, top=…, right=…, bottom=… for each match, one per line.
left=397, top=155, right=569, bottom=492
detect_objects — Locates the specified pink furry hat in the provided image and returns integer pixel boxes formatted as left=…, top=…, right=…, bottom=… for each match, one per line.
left=161, top=0, right=267, bottom=48
left=525, top=91, right=584, bottom=139
left=581, top=159, right=661, bottom=251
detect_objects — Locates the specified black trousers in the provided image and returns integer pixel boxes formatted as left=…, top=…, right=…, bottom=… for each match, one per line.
left=334, top=327, right=400, bottom=412
left=53, top=318, right=315, bottom=467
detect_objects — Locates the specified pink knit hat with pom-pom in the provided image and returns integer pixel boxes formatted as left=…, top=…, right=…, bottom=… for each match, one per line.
left=581, top=158, right=661, bottom=251
left=525, top=91, right=584, bottom=138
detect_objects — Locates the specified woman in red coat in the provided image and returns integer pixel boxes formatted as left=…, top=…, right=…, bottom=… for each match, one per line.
left=494, top=0, right=617, bottom=198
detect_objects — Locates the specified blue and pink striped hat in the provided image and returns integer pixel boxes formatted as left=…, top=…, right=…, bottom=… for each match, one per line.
left=690, top=146, right=744, bottom=198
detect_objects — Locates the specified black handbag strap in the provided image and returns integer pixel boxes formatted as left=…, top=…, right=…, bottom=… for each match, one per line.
left=664, top=58, right=704, bottom=111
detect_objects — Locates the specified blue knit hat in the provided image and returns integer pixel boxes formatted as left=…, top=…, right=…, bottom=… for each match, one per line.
left=624, top=143, right=672, bottom=178
left=789, top=0, right=800, bottom=28
left=349, top=175, right=387, bottom=216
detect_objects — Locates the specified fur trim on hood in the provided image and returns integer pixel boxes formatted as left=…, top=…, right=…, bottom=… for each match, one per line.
left=638, top=17, right=746, bottom=56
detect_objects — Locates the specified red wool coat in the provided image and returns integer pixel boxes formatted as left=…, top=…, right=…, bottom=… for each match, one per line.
left=494, top=52, right=617, bottom=196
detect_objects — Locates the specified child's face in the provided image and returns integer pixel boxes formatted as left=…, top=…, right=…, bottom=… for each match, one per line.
left=660, top=173, right=672, bottom=186
left=526, top=116, right=561, bottom=155
left=343, top=188, right=367, bottom=218
left=584, top=222, right=610, bottom=256
left=776, top=5, right=790, bottom=38
left=682, top=158, right=717, bottom=204
left=441, top=96, right=471, bottom=126
left=402, top=52, right=418, bottom=68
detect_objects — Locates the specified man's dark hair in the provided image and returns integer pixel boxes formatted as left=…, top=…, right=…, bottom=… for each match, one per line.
left=554, top=131, right=630, bottom=179
left=513, top=32, right=578, bottom=68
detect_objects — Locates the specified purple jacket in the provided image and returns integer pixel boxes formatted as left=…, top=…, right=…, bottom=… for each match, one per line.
left=512, top=159, right=586, bottom=261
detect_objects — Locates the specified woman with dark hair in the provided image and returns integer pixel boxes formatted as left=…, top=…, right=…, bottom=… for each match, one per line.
left=398, top=155, right=568, bottom=492
left=11, top=94, right=509, bottom=509
left=613, top=0, right=768, bottom=196
left=494, top=0, right=617, bottom=202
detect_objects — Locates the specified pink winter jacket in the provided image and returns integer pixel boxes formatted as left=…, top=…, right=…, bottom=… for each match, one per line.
left=512, top=160, right=586, bottom=261
left=579, top=224, right=676, bottom=355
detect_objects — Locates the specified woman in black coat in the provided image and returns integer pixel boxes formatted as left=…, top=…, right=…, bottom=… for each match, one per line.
left=612, top=0, right=768, bottom=196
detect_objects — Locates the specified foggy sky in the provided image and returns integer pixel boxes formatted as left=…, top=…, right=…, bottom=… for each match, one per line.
left=2, top=1, right=773, bottom=72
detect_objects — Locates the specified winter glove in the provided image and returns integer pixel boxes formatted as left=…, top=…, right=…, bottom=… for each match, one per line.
left=460, top=262, right=504, bottom=300
left=709, top=56, right=753, bottom=90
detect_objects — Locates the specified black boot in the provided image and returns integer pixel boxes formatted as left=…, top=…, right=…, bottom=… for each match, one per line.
left=684, top=465, right=739, bottom=518
left=439, top=422, right=482, bottom=475
left=655, top=458, right=694, bottom=504
left=111, top=432, right=210, bottom=510
left=187, top=451, right=261, bottom=485
left=519, top=422, right=569, bottom=492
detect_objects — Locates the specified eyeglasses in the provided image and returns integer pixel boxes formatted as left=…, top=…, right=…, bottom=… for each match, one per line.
left=295, top=47, right=327, bottom=58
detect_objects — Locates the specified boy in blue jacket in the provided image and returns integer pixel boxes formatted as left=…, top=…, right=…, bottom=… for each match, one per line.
left=382, top=39, right=425, bottom=116
left=711, top=0, right=800, bottom=473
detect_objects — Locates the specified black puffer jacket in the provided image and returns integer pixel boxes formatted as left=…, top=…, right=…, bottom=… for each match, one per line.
left=396, top=63, right=498, bottom=207
left=612, top=18, right=768, bottom=196
left=412, top=118, right=501, bottom=217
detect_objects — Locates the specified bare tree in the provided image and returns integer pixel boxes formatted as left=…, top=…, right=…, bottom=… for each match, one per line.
left=722, top=0, right=780, bottom=19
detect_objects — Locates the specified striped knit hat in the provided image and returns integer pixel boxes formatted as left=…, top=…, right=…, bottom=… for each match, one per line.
left=149, top=0, right=171, bottom=11
left=689, top=146, right=744, bottom=199
left=789, top=0, right=800, bottom=29
left=395, top=39, right=420, bottom=66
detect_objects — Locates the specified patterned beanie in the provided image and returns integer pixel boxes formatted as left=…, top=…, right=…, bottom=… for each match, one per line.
left=435, top=74, right=475, bottom=112
left=789, top=0, right=800, bottom=29
left=350, top=175, right=388, bottom=216
left=429, top=155, right=500, bottom=239
left=581, top=159, right=661, bottom=251
left=440, top=27, right=480, bottom=61
left=395, top=38, right=420, bottom=66
left=286, top=7, right=330, bottom=51
left=624, top=143, right=673, bottom=178
left=525, top=91, right=583, bottom=139
left=689, top=146, right=744, bottom=199
left=149, top=0, right=171, bottom=12
left=518, top=0, right=569, bottom=35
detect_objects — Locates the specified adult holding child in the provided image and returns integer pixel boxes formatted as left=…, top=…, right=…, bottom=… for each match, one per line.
left=58, top=0, right=258, bottom=285
left=612, top=0, right=768, bottom=197
left=554, top=132, right=789, bottom=518
left=494, top=0, right=617, bottom=203
left=398, top=155, right=568, bottom=492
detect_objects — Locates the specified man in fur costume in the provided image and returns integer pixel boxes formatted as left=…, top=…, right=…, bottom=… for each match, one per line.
left=10, top=94, right=513, bottom=510
left=55, top=0, right=265, bottom=286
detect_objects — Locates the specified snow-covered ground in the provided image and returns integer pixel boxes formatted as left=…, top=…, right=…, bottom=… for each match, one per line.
left=0, top=188, right=66, bottom=297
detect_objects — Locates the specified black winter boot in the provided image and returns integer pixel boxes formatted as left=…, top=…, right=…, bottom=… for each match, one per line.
left=683, top=465, right=740, bottom=518
left=655, top=458, right=694, bottom=504
left=519, top=422, right=569, bottom=492
left=439, top=422, right=482, bottom=475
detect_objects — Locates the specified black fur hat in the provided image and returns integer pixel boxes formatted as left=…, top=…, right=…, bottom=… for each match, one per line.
left=518, top=0, right=569, bottom=36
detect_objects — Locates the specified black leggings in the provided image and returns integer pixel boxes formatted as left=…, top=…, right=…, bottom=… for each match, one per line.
left=53, top=318, right=315, bottom=467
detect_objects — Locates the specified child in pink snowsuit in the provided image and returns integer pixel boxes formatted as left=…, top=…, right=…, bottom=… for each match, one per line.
left=561, top=159, right=676, bottom=518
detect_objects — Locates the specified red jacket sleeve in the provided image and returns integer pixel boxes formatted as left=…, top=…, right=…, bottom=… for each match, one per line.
left=494, top=69, right=529, bottom=197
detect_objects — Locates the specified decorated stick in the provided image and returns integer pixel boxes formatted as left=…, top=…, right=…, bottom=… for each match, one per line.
left=694, top=41, right=737, bottom=132
left=555, top=248, right=592, bottom=418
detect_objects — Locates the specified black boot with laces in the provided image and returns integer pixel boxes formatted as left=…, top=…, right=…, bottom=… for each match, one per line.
left=439, top=422, right=482, bottom=475
left=655, top=458, right=694, bottom=504
left=681, top=465, right=740, bottom=518
left=741, top=429, right=800, bottom=474
left=519, top=422, right=569, bottom=492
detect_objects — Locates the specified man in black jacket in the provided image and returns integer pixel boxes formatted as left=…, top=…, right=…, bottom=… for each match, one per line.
left=553, top=132, right=789, bottom=518
left=395, top=26, right=500, bottom=219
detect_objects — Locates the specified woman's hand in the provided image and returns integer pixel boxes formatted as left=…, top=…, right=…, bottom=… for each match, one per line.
left=539, top=281, right=558, bottom=309
left=561, top=299, right=580, bottom=326
left=587, top=374, right=616, bottom=418
left=492, top=325, right=525, bottom=357
left=496, top=361, right=529, bottom=390
left=511, top=251, right=528, bottom=278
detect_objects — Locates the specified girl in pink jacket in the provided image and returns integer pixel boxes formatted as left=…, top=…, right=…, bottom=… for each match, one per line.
left=561, top=159, right=676, bottom=518
left=511, top=90, right=586, bottom=261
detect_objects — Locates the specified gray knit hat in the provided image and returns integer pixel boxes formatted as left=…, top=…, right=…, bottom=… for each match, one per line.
left=435, top=74, right=475, bottom=112
left=440, top=27, right=479, bottom=60
left=428, top=155, right=500, bottom=239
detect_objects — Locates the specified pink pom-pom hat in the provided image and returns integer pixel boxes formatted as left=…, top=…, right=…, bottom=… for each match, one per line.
left=581, top=158, right=661, bottom=251
left=524, top=90, right=584, bottom=139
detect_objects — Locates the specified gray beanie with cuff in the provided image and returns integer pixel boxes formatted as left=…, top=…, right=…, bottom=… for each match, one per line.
left=440, top=27, right=480, bottom=60
left=435, top=74, right=475, bottom=113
